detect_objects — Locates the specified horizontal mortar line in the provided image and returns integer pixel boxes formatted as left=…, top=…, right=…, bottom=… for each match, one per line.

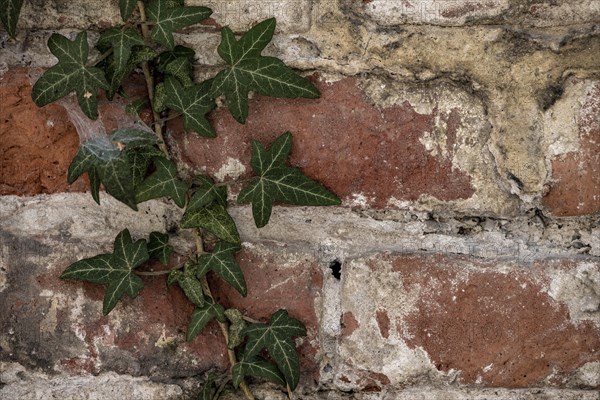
left=0, top=194, right=597, bottom=263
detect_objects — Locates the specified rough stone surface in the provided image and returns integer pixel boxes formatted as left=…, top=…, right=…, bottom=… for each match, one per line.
left=338, top=253, right=600, bottom=390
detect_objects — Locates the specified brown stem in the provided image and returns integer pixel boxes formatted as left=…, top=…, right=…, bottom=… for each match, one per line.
left=194, top=231, right=255, bottom=400
left=137, top=0, right=169, bottom=157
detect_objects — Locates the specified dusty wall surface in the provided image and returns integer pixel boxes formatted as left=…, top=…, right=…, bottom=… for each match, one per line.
left=1, top=0, right=599, bottom=399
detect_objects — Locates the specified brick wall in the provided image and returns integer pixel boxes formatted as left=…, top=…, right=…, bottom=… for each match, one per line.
left=1, top=1, right=599, bottom=398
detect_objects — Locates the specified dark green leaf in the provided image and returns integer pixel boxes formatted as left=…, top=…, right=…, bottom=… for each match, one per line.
left=187, top=301, right=225, bottom=341
left=167, top=269, right=183, bottom=286
left=224, top=308, right=247, bottom=349
left=68, top=138, right=137, bottom=209
left=126, top=98, right=148, bottom=117
left=232, top=357, right=286, bottom=388
left=97, top=45, right=157, bottom=100
left=97, top=27, right=144, bottom=99
left=188, top=175, right=227, bottom=211
left=164, top=56, right=193, bottom=87
left=146, top=0, right=212, bottom=49
left=198, top=377, right=215, bottom=400
left=180, top=203, right=240, bottom=244
left=61, top=229, right=148, bottom=315
left=125, top=146, right=164, bottom=187
left=241, top=310, right=306, bottom=390
left=147, top=232, right=173, bottom=265
left=0, top=0, right=23, bottom=38
left=157, top=45, right=195, bottom=71
left=164, top=77, right=216, bottom=137
left=211, top=18, right=319, bottom=123
left=153, top=82, right=168, bottom=113
left=111, top=128, right=159, bottom=148
left=196, top=242, right=245, bottom=296
left=32, top=32, right=109, bottom=120
left=238, top=132, right=340, bottom=227
left=119, top=0, right=137, bottom=21
left=178, top=272, right=205, bottom=307
left=136, top=157, right=190, bottom=208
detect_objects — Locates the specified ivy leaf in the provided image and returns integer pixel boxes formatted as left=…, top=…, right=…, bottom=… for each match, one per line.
left=241, top=310, right=306, bottom=390
left=187, top=301, right=226, bottom=341
left=136, top=157, right=190, bottom=208
left=98, top=45, right=157, bottom=100
left=211, top=18, right=319, bottom=123
left=119, top=0, right=137, bottom=21
left=96, top=28, right=144, bottom=98
left=146, top=0, right=212, bottom=49
left=157, top=45, right=195, bottom=71
left=238, top=132, right=340, bottom=227
left=32, top=32, right=109, bottom=120
left=125, top=146, right=165, bottom=187
left=61, top=229, right=148, bottom=315
left=198, top=377, right=216, bottom=400
left=164, top=57, right=193, bottom=87
left=147, top=231, right=173, bottom=265
left=232, top=357, right=286, bottom=388
left=0, top=0, right=24, bottom=38
left=181, top=203, right=240, bottom=244
left=196, top=241, right=245, bottom=296
left=68, top=128, right=159, bottom=209
left=171, top=261, right=205, bottom=307
left=164, top=77, right=216, bottom=138
left=224, top=308, right=247, bottom=350
left=188, top=176, right=227, bottom=211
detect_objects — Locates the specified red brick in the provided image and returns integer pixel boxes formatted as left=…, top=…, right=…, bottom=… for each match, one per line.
left=543, top=82, right=600, bottom=216
left=341, top=254, right=600, bottom=388
left=170, top=75, right=475, bottom=208
left=209, top=243, right=323, bottom=384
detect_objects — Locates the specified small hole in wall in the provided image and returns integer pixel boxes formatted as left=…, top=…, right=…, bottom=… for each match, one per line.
left=329, top=260, right=342, bottom=280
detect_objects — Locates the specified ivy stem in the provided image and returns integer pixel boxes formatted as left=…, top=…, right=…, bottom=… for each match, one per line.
left=136, top=0, right=169, bottom=157
left=194, top=231, right=255, bottom=400
left=87, top=48, right=113, bottom=67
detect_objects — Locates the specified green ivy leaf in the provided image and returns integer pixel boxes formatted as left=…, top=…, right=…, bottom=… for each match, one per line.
left=125, top=145, right=165, bottom=187
left=188, top=176, right=227, bottom=211
left=68, top=128, right=159, bottom=209
left=211, top=18, right=319, bottom=123
left=195, top=241, right=246, bottom=296
left=232, top=357, right=286, bottom=388
left=187, top=301, right=226, bottom=341
left=238, top=132, right=340, bottom=227
left=32, top=32, right=109, bottom=120
left=147, top=232, right=173, bottom=265
left=146, top=0, right=212, bottom=49
left=181, top=203, right=240, bottom=244
left=119, top=0, right=137, bottom=21
left=197, top=377, right=216, bottom=400
left=164, top=56, right=193, bottom=87
left=241, top=310, right=306, bottom=390
left=136, top=157, right=190, bottom=208
left=126, top=98, right=148, bottom=118
left=96, top=28, right=144, bottom=99
left=61, top=229, right=148, bottom=315
left=153, top=82, right=168, bottom=113
left=224, top=308, right=247, bottom=349
left=0, top=0, right=23, bottom=38
left=164, top=77, right=216, bottom=137
left=157, top=45, right=195, bottom=71
left=171, top=261, right=205, bottom=307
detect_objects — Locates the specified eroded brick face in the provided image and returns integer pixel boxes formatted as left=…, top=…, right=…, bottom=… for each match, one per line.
left=340, top=253, right=600, bottom=389
left=543, top=81, right=600, bottom=216
left=171, top=75, right=476, bottom=208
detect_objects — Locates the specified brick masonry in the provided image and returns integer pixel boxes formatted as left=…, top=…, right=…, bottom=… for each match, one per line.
left=1, top=0, right=600, bottom=398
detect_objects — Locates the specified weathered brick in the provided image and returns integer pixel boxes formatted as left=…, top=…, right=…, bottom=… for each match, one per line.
left=171, top=74, right=510, bottom=213
left=353, top=0, right=600, bottom=27
left=210, top=242, right=324, bottom=385
left=339, top=253, right=600, bottom=390
left=543, top=79, right=600, bottom=216
left=16, top=0, right=311, bottom=34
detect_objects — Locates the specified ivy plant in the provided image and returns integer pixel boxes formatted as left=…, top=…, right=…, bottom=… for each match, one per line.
left=23, top=1, right=340, bottom=398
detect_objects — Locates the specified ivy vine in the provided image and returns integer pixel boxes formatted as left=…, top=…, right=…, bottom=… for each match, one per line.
left=3, top=1, right=340, bottom=398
